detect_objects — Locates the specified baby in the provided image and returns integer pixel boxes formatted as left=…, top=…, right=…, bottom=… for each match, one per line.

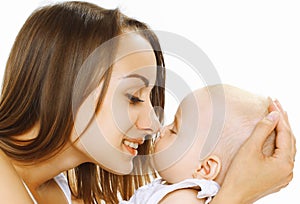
left=121, top=84, right=275, bottom=204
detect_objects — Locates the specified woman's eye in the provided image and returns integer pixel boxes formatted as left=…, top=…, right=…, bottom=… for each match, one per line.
left=126, top=94, right=144, bottom=104
left=169, top=128, right=177, bottom=134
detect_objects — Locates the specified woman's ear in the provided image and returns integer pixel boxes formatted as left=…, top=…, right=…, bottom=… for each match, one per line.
left=192, top=155, right=221, bottom=180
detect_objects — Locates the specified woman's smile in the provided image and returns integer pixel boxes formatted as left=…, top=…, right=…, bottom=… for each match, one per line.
left=122, top=137, right=145, bottom=156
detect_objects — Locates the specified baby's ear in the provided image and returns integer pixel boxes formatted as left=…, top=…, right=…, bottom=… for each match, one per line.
left=193, top=155, right=221, bottom=180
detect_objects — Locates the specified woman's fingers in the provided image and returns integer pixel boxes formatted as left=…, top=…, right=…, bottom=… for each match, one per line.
left=274, top=113, right=295, bottom=162
left=248, top=111, right=280, bottom=152
left=216, top=111, right=295, bottom=204
left=268, top=98, right=289, bottom=124
left=274, top=100, right=296, bottom=160
left=215, top=101, right=296, bottom=204
left=268, top=97, right=279, bottom=112
left=268, top=98, right=296, bottom=161
left=274, top=99, right=289, bottom=122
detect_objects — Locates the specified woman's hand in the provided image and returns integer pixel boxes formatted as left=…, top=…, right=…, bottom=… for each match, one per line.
left=211, top=100, right=296, bottom=204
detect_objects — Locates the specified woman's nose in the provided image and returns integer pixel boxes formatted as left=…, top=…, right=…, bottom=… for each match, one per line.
left=136, top=105, right=161, bottom=134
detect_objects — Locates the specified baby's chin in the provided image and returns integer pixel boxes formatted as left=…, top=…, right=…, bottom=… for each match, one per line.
left=152, top=151, right=185, bottom=184
left=157, top=168, right=188, bottom=184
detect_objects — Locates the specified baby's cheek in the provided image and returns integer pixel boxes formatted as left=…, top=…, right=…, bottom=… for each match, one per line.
left=153, top=135, right=181, bottom=180
left=154, top=136, right=176, bottom=154
left=157, top=158, right=191, bottom=184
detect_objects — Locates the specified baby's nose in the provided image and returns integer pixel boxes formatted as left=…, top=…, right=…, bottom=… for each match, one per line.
left=159, top=125, right=170, bottom=138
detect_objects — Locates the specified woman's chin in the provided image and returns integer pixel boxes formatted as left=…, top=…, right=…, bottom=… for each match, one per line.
left=106, top=165, right=133, bottom=175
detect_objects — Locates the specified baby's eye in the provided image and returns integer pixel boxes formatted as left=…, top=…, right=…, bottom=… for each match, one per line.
left=126, top=93, right=144, bottom=105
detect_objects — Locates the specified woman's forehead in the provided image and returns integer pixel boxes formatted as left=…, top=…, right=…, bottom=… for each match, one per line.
left=111, top=33, right=157, bottom=85
left=115, top=32, right=154, bottom=60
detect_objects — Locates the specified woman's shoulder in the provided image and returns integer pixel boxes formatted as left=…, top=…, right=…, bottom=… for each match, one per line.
left=0, top=149, right=34, bottom=203
left=0, top=148, right=15, bottom=172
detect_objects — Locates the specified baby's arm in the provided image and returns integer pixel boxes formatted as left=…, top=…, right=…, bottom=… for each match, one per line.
left=159, top=188, right=202, bottom=204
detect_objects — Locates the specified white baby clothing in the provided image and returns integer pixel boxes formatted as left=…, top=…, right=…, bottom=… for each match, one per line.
left=120, top=178, right=220, bottom=204
left=23, top=172, right=72, bottom=204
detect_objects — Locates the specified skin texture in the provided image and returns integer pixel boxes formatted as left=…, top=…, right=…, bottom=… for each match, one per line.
left=0, top=33, right=160, bottom=203
left=154, top=85, right=268, bottom=184
left=211, top=99, right=295, bottom=204
left=0, top=2, right=295, bottom=201
left=153, top=85, right=295, bottom=203
left=74, top=33, right=160, bottom=174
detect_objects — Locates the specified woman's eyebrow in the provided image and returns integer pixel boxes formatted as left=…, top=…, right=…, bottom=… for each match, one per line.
left=123, top=74, right=149, bottom=87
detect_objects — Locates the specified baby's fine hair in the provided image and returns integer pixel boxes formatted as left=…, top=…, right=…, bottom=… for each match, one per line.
left=205, top=85, right=276, bottom=183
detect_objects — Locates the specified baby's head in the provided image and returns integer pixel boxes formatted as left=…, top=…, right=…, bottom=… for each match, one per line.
left=153, top=84, right=275, bottom=185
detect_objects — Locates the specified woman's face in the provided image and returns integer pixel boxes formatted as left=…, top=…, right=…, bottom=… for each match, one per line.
left=76, top=33, right=161, bottom=174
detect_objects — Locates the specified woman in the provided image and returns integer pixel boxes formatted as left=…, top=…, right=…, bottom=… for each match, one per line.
left=0, top=1, right=295, bottom=204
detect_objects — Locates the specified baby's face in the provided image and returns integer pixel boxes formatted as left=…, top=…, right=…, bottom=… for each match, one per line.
left=153, top=88, right=222, bottom=183
left=153, top=85, right=269, bottom=184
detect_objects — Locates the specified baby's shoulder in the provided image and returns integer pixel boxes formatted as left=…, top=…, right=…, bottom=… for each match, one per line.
left=160, top=188, right=200, bottom=204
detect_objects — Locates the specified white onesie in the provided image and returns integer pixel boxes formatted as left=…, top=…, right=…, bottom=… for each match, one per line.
left=120, top=178, right=220, bottom=204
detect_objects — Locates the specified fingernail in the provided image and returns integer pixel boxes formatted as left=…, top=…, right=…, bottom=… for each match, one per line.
left=266, top=111, right=280, bottom=122
left=272, top=99, right=280, bottom=109
left=275, top=99, right=283, bottom=108
left=267, top=96, right=273, bottom=102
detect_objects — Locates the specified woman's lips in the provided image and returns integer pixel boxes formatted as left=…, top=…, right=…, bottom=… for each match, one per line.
left=122, top=138, right=144, bottom=156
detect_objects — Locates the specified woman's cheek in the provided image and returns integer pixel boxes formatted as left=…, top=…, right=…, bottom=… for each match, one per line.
left=78, top=114, right=135, bottom=175
left=110, top=92, right=137, bottom=136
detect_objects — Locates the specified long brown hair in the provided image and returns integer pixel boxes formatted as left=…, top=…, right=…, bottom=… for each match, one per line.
left=0, top=1, right=165, bottom=203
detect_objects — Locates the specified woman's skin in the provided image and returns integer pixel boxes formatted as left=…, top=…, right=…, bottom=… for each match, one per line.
left=0, top=33, right=160, bottom=203
left=72, top=32, right=161, bottom=175
left=1, top=38, right=295, bottom=203
left=0, top=6, right=296, bottom=203
left=211, top=100, right=296, bottom=204
left=152, top=99, right=295, bottom=204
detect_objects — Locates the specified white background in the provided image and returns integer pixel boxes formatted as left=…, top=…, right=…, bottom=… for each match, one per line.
left=0, top=0, right=299, bottom=203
